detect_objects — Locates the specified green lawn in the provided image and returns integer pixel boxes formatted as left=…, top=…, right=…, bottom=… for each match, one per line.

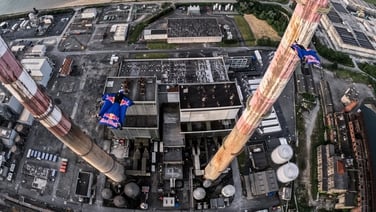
left=233, top=15, right=256, bottom=46
left=134, top=52, right=169, bottom=59
left=333, top=69, right=370, bottom=84
left=146, top=42, right=176, bottom=49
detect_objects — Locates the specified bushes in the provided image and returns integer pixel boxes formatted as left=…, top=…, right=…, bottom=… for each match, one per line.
left=358, top=62, right=376, bottom=77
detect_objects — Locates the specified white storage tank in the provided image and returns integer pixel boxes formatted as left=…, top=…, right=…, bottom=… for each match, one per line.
left=276, top=162, right=299, bottom=183
left=271, top=144, right=293, bottom=164
left=193, top=187, right=206, bottom=200
left=221, top=184, right=235, bottom=197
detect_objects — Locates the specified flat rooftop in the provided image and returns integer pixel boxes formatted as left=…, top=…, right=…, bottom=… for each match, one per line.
left=124, top=115, right=158, bottom=128
left=120, top=57, right=228, bottom=83
left=103, top=76, right=157, bottom=102
left=163, top=104, right=185, bottom=147
left=179, top=82, right=241, bottom=109
left=167, top=18, right=221, bottom=38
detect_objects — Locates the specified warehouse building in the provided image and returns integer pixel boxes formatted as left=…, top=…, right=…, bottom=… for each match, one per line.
left=111, top=24, right=129, bottom=41
left=21, top=58, right=52, bottom=87
left=143, top=29, right=167, bottom=40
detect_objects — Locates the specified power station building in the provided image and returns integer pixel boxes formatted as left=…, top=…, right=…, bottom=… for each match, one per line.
left=179, top=82, right=242, bottom=137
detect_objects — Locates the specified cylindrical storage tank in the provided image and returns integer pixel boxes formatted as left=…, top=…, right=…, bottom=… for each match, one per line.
left=15, top=124, right=29, bottom=136
left=124, top=182, right=140, bottom=199
left=203, top=179, right=212, bottom=188
left=101, top=188, right=113, bottom=200
left=140, top=202, right=149, bottom=210
left=193, top=187, right=206, bottom=200
left=10, top=145, right=18, bottom=153
left=221, top=185, right=235, bottom=197
left=271, top=144, right=293, bottom=164
left=15, top=135, right=24, bottom=145
left=113, top=195, right=128, bottom=208
left=277, top=163, right=299, bottom=183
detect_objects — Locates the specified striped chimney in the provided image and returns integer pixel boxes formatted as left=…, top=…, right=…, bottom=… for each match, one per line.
left=0, top=37, right=125, bottom=182
left=204, top=0, right=330, bottom=180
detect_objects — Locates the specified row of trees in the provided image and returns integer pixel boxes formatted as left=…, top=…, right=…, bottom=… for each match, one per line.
left=358, top=62, right=376, bottom=78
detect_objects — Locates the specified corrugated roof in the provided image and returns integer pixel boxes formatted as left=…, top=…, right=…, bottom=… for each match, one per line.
left=59, top=57, right=73, bottom=77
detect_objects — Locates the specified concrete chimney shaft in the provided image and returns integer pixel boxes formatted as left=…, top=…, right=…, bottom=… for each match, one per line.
left=0, top=37, right=125, bottom=182
left=204, top=0, right=330, bottom=180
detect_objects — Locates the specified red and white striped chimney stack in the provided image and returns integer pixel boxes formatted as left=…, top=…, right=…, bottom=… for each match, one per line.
left=0, top=37, right=126, bottom=182
left=204, top=0, right=330, bottom=181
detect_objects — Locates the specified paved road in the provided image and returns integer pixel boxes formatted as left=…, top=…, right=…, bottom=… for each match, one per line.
left=259, top=0, right=292, bottom=13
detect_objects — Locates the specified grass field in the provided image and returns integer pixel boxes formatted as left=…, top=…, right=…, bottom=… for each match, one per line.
left=243, top=14, right=281, bottom=41
left=233, top=15, right=256, bottom=46
left=134, top=52, right=169, bottom=59
left=146, top=42, right=176, bottom=49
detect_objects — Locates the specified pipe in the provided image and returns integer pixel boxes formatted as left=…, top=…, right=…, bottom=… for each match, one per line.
left=0, top=37, right=125, bottom=182
left=204, top=0, right=330, bottom=180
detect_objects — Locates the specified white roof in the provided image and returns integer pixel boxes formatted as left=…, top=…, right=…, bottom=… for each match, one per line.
left=21, top=58, right=47, bottom=70
left=115, top=24, right=128, bottom=36
left=31, top=45, right=46, bottom=53
left=83, top=8, right=97, bottom=14
left=11, top=45, right=25, bottom=52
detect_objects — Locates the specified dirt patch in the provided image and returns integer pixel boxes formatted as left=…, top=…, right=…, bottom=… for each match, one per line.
left=244, top=14, right=281, bottom=41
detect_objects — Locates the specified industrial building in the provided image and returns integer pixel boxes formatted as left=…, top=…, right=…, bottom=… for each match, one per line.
left=320, top=0, right=376, bottom=58
left=120, top=57, right=228, bottom=84
left=21, top=58, right=52, bottom=87
left=179, top=82, right=242, bottom=136
left=80, top=8, right=97, bottom=19
left=347, top=108, right=376, bottom=211
left=167, top=18, right=222, bottom=43
left=316, top=144, right=356, bottom=209
left=187, top=5, right=200, bottom=15
left=111, top=24, right=129, bottom=41
left=247, top=78, right=282, bottom=135
left=59, top=57, right=73, bottom=77
left=0, top=0, right=333, bottom=210
left=27, top=45, right=46, bottom=57
left=143, top=29, right=167, bottom=40
left=249, top=170, right=279, bottom=196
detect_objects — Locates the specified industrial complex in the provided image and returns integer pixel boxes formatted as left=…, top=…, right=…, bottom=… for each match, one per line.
left=0, top=0, right=375, bottom=212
